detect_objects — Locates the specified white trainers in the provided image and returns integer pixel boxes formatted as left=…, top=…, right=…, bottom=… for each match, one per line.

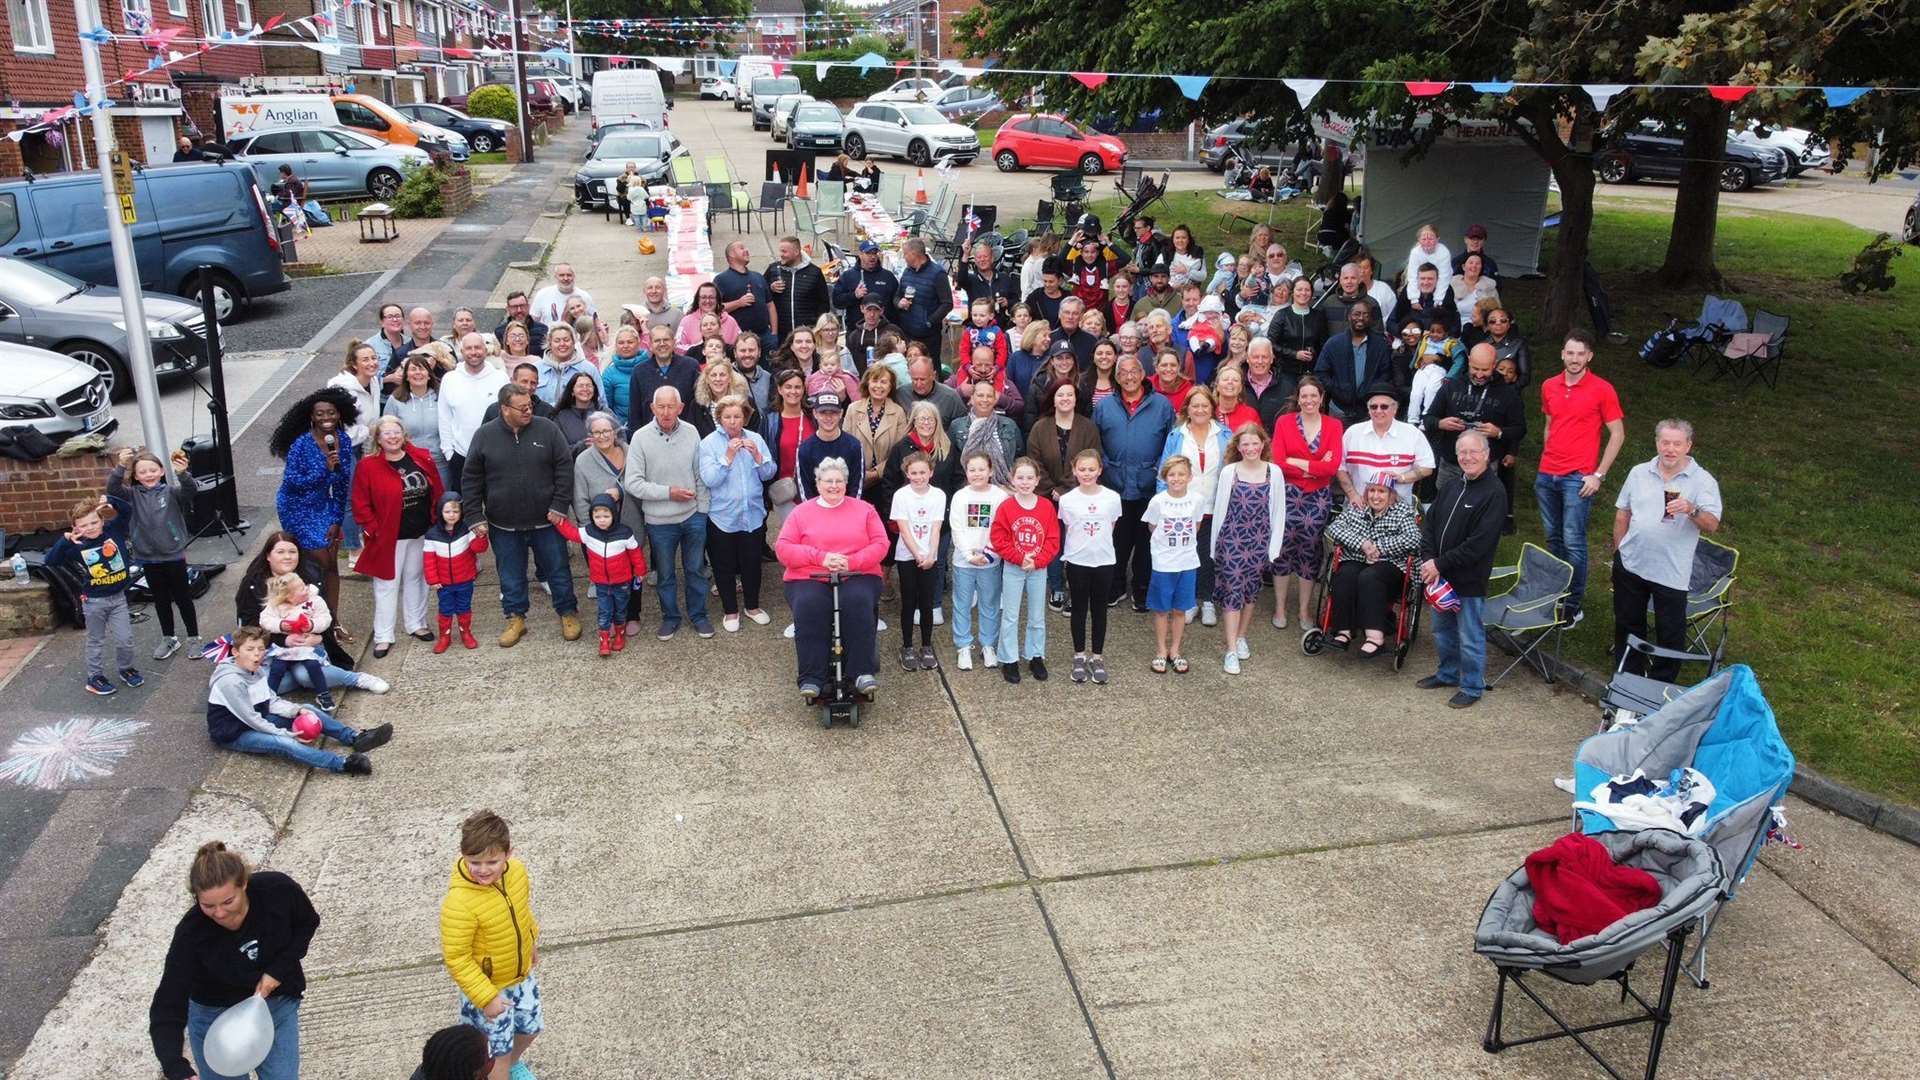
left=1235, top=637, right=1250, bottom=660
left=1183, top=607, right=1197, bottom=624
left=355, top=673, right=390, bottom=694
left=932, top=606, right=944, bottom=626
left=876, top=618, right=888, bottom=632
left=956, top=647, right=973, bottom=671
left=1201, top=602, right=1217, bottom=626
left=1223, top=652, right=1241, bottom=675
left=981, top=644, right=999, bottom=666
left=723, top=614, right=740, bottom=633
left=783, top=623, right=796, bottom=639
left=1552, top=776, right=1577, bottom=794
left=152, top=636, right=181, bottom=661
left=745, top=609, right=771, bottom=626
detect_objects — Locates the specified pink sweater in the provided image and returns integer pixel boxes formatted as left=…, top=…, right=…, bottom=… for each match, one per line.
left=775, top=496, right=891, bottom=581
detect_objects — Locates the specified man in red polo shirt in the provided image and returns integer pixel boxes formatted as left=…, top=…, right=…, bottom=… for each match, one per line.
left=1534, top=329, right=1626, bottom=623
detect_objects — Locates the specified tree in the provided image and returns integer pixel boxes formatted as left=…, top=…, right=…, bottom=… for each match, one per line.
left=563, top=0, right=751, bottom=60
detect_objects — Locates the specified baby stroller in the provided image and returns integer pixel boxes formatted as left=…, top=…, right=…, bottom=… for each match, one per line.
left=1473, top=665, right=1794, bottom=1078
left=1299, top=543, right=1425, bottom=671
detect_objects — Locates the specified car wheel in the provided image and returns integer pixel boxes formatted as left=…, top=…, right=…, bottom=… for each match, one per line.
left=368, top=167, right=403, bottom=200
left=1719, top=164, right=1754, bottom=192
left=1904, top=206, right=1918, bottom=245
left=1597, top=155, right=1631, bottom=183
left=188, top=269, right=244, bottom=324
left=1078, top=153, right=1105, bottom=176
left=994, top=149, right=1020, bottom=172
left=907, top=140, right=931, bottom=166
left=469, top=132, right=497, bottom=153
left=59, top=341, right=129, bottom=402
left=845, top=134, right=866, bottom=160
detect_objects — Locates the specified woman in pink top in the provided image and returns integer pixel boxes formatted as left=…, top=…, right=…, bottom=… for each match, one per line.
left=676, top=282, right=743, bottom=351
left=775, top=455, right=890, bottom=701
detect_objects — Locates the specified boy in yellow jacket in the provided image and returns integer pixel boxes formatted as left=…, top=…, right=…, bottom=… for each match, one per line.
left=440, top=809, right=542, bottom=1080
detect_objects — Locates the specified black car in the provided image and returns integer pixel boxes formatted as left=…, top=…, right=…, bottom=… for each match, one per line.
left=1596, top=121, right=1790, bottom=192
left=393, top=102, right=512, bottom=155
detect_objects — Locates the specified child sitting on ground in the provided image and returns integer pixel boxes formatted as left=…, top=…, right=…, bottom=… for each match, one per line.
left=552, top=493, right=647, bottom=656
left=206, top=626, right=390, bottom=776
left=44, top=494, right=142, bottom=696
left=422, top=492, right=489, bottom=653
left=440, top=810, right=543, bottom=1080
left=259, top=572, right=336, bottom=712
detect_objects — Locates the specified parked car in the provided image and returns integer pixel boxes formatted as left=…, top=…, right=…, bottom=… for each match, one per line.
left=750, top=76, right=804, bottom=130
left=1198, top=117, right=1305, bottom=172
left=0, top=257, right=211, bottom=401
left=0, top=339, right=114, bottom=442
left=230, top=127, right=432, bottom=202
left=868, top=78, right=944, bottom=105
left=393, top=102, right=510, bottom=154
left=770, top=94, right=816, bottom=143
left=937, top=71, right=970, bottom=91
left=786, top=102, right=845, bottom=154
left=1597, top=120, right=1789, bottom=192
left=588, top=121, right=663, bottom=153
left=573, top=129, right=689, bottom=210
left=932, top=84, right=1001, bottom=122
left=1733, top=122, right=1830, bottom=175
left=1905, top=190, right=1919, bottom=245
left=844, top=103, right=980, bottom=167
left=990, top=113, right=1127, bottom=175
left=0, top=162, right=288, bottom=324
left=409, top=120, right=469, bottom=161
left=698, top=77, right=735, bottom=101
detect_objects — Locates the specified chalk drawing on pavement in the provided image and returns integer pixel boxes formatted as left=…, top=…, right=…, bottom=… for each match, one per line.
left=0, top=717, right=149, bottom=791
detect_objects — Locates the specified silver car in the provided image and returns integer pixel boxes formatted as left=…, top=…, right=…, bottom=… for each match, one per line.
left=573, top=130, right=688, bottom=209
left=844, top=102, right=980, bottom=167
left=230, top=127, right=432, bottom=200
left=0, top=257, right=208, bottom=401
left=787, top=102, right=845, bottom=154
left=770, top=94, right=815, bottom=143
left=0, top=340, right=113, bottom=441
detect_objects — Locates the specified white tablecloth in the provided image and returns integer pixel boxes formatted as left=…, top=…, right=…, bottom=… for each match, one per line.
left=663, top=196, right=713, bottom=309
left=846, top=194, right=905, bottom=249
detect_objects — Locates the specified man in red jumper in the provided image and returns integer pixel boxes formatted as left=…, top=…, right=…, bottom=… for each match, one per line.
left=1535, top=329, right=1626, bottom=624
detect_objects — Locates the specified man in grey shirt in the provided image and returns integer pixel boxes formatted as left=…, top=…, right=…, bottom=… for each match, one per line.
left=892, top=356, right=965, bottom=429
left=625, top=386, right=713, bottom=640
left=1610, top=418, right=1723, bottom=681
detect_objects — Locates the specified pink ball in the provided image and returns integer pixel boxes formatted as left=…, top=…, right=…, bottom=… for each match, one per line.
left=291, top=712, right=322, bottom=744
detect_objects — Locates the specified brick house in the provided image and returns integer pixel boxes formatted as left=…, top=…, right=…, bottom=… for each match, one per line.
left=0, top=0, right=264, bottom=175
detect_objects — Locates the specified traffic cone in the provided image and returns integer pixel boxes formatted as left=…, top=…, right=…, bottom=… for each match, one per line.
left=914, top=167, right=928, bottom=205
left=794, top=161, right=810, bottom=199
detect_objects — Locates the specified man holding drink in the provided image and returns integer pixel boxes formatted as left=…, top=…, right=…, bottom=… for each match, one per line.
left=1609, top=419, right=1722, bottom=681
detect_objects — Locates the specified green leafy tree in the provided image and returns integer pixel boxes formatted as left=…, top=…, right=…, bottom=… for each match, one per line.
left=795, top=35, right=899, bottom=100
left=466, top=84, right=517, bottom=124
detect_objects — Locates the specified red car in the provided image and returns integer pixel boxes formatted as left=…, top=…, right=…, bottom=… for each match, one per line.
left=991, top=113, right=1128, bottom=175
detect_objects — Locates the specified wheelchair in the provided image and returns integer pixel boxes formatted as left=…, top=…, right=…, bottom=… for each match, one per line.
left=1299, top=542, right=1425, bottom=672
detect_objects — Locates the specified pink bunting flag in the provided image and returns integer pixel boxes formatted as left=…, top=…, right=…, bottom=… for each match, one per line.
left=1707, top=86, right=1754, bottom=102
left=124, top=69, right=140, bottom=80
left=263, top=13, right=283, bottom=30
left=446, top=46, right=473, bottom=58
left=142, top=26, right=185, bottom=49
left=1405, top=81, right=1451, bottom=97
left=893, top=59, right=909, bottom=72
left=770, top=61, right=785, bottom=78
left=1070, top=72, right=1108, bottom=91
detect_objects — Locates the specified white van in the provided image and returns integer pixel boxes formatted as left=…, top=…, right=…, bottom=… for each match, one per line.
left=731, top=56, right=773, bottom=112
left=590, top=69, right=667, bottom=131
left=219, top=93, right=335, bottom=142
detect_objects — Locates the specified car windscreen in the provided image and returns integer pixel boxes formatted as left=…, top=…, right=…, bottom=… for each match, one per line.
left=0, top=258, right=85, bottom=305
left=753, top=78, right=801, bottom=97
left=795, top=105, right=839, bottom=123
left=595, top=136, right=663, bottom=161
left=899, top=106, right=947, bottom=126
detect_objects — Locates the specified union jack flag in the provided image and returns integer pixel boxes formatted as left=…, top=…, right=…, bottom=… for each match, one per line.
left=1424, top=578, right=1461, bottom=612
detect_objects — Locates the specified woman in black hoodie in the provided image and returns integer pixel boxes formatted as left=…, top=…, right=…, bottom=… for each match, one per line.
left=149, top=842, right=319, bottom=1080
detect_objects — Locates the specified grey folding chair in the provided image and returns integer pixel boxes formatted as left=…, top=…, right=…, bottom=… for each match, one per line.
left=1682, top=537, right=1738, bottom=659
left=1483, top=542, right=1575, bottom=687
left=879, top=170, right=907, bottom=217
left=1740, top=309, right=1788, bottom=388
left=814, top=179, right=849, bottom=241
left=703, top=182, right=736, bottom=231
left=751, top=180, right=787, bottom=235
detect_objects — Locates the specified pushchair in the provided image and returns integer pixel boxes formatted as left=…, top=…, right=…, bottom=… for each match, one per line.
left=1474, top=665, right=1794, bottom=1078
left=1299, top=542, right=1425, bottom=672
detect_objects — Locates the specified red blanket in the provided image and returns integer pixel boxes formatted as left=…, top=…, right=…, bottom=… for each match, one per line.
left=1526, top=833, right=1664, bottom=945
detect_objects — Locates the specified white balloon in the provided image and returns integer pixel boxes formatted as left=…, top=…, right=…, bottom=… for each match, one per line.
left=202, top=995, right=274, bottom=1075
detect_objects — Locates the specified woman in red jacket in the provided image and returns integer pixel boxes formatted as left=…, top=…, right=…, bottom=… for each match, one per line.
left=1269, top=375, right=1344, bottom=629
left=351, top=415, right=443, bottom=658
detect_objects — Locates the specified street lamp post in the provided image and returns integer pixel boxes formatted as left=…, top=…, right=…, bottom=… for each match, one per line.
left=509, top=0, right=533, bottom=162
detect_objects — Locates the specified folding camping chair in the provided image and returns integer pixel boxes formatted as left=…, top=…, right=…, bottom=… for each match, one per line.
left=1680, top=537, right=1738, bottom=661
left=1033, top=199, right=1055, bottom=235
left=1670, top=294, right=1747, bottom=371
left=1116, top=163, right=1146, bottom=200
left=879, top=170, right=907, bottom=217
left=1601, top=634, right=1724, bottom=727
left=703, top=156, right=732, bottom=184
left=671, top=155, right=699, bottom=187
left=1483, top=543, right=1575, bottom=688
left=1711, top=309, right=1789, bottom=388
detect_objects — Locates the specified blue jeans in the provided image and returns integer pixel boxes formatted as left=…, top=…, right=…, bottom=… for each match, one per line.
left=950, top=562, right=1003, bottom=649
left=647, top=513, right=710, bottom=624
left=595, top=582, right=633, bottom=630
left=265, top=661, right=356, bottom=694
left=998, top=564, right=1048, bottom=660
left=221, top=707, right=358, bottom=772
left=340, top=514, right=362, bottom=553
left=1431, top=594, right=1488, bottom=698
left=1534, top=471, right=1592, bottom=611
left=186, top=995, right=301, bottom=1080
left=491, top=525, right=578, bottom=618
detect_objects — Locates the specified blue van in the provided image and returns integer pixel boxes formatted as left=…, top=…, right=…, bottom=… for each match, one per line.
left=0, top=161, right=290, bottom=323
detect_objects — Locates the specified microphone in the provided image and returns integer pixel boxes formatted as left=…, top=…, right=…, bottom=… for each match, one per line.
left=323, top=433, right=336, bottom=450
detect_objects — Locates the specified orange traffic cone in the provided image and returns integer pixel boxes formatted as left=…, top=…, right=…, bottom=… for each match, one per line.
left=794, top=161, right=810, bottom=199
left=914, top=167, right=928, bottom=205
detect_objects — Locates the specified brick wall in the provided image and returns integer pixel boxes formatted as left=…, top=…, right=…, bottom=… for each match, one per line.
left=1122, top=132, right=1195, bottom=162
left=0, top=452, right=117, bottom=535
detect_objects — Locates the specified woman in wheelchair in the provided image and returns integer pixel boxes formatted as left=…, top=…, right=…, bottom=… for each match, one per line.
left=775, top=456, right=890, bottom=703
left=1322, top=472, right=1421, bottom=655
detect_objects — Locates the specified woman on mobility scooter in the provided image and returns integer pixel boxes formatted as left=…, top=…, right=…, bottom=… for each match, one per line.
left=776, top=456, right=890, bottom=724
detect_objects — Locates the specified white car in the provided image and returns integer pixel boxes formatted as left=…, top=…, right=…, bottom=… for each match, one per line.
left=1732, top=123, right=1830, bottom=175
left=699, top=77, right=735, bottom=101
left=867, top=78, right=944, bottom=105
left=0, top=339, right=114, bottom=442
left=770, top=93, right=815, bottom=142
left=844, top=102, right=979, bottom=167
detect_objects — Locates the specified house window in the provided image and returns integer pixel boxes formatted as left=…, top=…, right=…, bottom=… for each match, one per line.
left=8, top=0, right=54, bottom=52
left=121, top=0, right=153, bottom=33
left=234, top=0, right=250, bottom=28
left=167, top=0, right=184, bottom=15
left=198, top=0, right=225, bottom=36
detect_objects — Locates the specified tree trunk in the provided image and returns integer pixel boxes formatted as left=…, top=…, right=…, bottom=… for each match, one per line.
left=1521, top=105, right=1596, bottom=344
left=1655, top=96, right=1729, bottom=289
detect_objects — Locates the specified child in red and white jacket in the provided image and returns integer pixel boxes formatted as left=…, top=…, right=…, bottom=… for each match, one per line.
left=422, top=492, right=489, bottom=653
left=553, top=493, right=648, bottom=656
left=960, top=298, right=1009, bottom=369
left=989, top=456, right=1061, bottom=684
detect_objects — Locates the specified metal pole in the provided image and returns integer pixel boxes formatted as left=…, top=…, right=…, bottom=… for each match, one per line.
left=509, top=0, right=533, bottom=163
left=563, top=0, right=579, bottom=86
left=72, top=0, right=172, bottom=480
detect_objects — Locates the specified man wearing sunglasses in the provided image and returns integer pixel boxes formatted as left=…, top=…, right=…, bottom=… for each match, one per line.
left=1340, top=383, right=1434, bottom=507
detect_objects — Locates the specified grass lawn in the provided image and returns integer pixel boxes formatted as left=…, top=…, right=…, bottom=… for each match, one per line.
left=466, top=151, right=509, bottom=166
left=1046, top=186, right=1920, bottom=805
